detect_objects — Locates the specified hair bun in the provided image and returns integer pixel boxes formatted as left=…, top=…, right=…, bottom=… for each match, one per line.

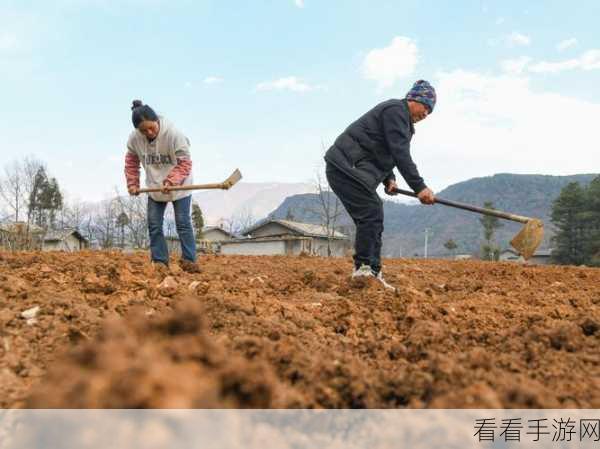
left=131, top=99, right=143, bottom=110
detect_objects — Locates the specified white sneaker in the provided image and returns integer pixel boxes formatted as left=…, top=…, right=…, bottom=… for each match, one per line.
left=352, top=264, right=375, bottom=278
left=376, top=272, right=396, bottom=291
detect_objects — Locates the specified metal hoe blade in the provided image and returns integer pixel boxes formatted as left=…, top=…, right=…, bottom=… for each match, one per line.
left=510, top=219, right=544, bottom=260
left=222, top=169, right=242, bottom=189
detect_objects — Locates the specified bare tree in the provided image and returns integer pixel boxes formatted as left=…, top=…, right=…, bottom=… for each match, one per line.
left=0, top=157, right=48, bottom=224
left=114, top=190, right=149, bottom=249
left=92, top=198, right=119, bottom=249
left=219, top=206, right=256, bottom=236
left=313, top=170, right=343, bottom=257
left=0, top=160, right=25, bottom=222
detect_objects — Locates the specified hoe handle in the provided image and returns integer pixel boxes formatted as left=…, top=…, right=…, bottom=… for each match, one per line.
left=393, top=188, right=531, bottom=224
left=139, top=183, right=229, bottom=193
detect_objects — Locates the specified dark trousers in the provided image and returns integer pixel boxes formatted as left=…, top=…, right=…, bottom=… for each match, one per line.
left=326, top=162, right=384, bottom=273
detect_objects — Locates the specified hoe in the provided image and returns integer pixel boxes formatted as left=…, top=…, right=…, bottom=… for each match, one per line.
left=393, top=188, right=544, bottom=260
left=138, top=169, right=243, bottom=193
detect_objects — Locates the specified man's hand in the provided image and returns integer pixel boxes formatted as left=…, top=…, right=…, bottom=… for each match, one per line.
left=128, top=186, right=140, bottom=196
left=384, top=179, right=398, bottom=196
left=417, top=187, right=435, bottom=205
left=161, top=180, right=173, bottom=194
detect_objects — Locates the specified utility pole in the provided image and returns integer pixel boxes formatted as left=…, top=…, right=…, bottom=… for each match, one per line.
left=424, top=228, right=430, bottom=258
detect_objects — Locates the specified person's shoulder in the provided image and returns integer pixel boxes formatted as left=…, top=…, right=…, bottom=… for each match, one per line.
left=127, top=129, right=142, bottom=149
left=378, top=98, right=407, bottom=110
left=161, top=116, right=190, bottom=144
left=379, top=99, right=410, bottom=120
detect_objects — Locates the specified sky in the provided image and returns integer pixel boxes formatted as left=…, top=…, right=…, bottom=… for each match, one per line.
left=1, top=0, right=599, bottom=202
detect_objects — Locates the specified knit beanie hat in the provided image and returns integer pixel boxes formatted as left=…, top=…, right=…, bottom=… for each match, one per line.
left=405, top=80, right=437, bottom=113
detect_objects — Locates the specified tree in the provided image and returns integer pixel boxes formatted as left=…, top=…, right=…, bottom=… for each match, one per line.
left=584, top=176, right=600, bottom=266
left=444, top=239, right=458, bottom=256
left=480, top=201, right=503, bottom=261
left=92, top=198, right=119, bottom=249
left=313, top=170, right=343, bottom=257
left=551, top=182, right=587, bottom=265
left=0, top=157, right=46, bottom=224
left=114, top=192, right=149, bottom=249
left=0, top=160, right=26, bottom=222
left=116, top=212, right=130, bottom=249
left=222, top=205, right=255, bottom=236
left=27, top=168, right=63, bottom=230
left=44, top=177, right=63, bottom=229
left=192, top=202, right=204, bottom=239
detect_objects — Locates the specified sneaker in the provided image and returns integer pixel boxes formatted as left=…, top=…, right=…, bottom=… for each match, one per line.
left=352, top=264, right=375, bottom=278
left=376, top=271, right=396, bottom=291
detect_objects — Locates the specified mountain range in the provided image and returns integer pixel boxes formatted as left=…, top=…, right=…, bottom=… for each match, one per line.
left=267, top=173, right=599, bottom=257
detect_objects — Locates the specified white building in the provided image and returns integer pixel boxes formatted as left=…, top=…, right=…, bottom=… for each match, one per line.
left=198, top=226, right=236, bottom=253
left=166, top=226, right=236, bottom=254
left=499, top=248, right=553, bottom=265
left=43, top=229, right=89, bottom=252
left=220, top=219, right=350, bottom=257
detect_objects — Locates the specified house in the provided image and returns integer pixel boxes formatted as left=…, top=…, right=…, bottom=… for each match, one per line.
left=43, top=229, right=90, bottom=252
left=0, top=222, right=45, bottom=251
left=165, top=226, right=236, bottom=254
left=219, top=219, right=350, bottom=257
left=499, top=248, right=553, bottom=265
left=197, top=226, right=236, bottom=253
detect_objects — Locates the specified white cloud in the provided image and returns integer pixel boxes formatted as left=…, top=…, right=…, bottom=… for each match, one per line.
left=255, top=76, right=319, bottom=93
left=361, top=36, right=418, bottom=89
left=506, top=32, right=531, bottom=47
left=203, top=76, right=223, bottom=84
left=412, top=70, right=600, bottom=192
left=557, top=38, right=577, bottom=52
left=500, top=56, right=531, bottom=74
left=294, top=0, right=304, bottom=8
left=529, top=49, right=600, bottom=73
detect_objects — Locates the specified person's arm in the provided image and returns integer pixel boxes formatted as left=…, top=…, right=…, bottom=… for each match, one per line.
left=124, top=146, right=140, bottom=194
left=381, top=105, right=426, bottom=194
left=165, top=136, right=192, bottom=186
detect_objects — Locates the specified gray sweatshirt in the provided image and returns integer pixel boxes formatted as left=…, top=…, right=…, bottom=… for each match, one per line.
left=125, top=116, right=193, bottom=202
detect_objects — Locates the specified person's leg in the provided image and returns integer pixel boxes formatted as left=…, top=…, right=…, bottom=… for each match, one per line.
left=371, top=214, right=384, bottom=275
left=325, top=163, right=382, bottom=272
left=173, top=195, right=197, bottom=262
left=147, top=197, right=169, bottom=264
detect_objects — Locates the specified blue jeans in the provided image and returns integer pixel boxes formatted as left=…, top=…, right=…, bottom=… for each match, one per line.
left=147, top=195, right=196, bottom=264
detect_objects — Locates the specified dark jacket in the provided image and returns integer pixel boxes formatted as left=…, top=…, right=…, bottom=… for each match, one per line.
left=324, top=99, right=426, bottom=193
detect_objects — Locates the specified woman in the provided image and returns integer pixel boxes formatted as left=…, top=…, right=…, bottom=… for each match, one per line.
left=124, top=100, right=200, bottom=273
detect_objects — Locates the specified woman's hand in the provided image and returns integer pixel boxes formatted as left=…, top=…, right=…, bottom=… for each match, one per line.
left=128, top=186, right=140, bottom=196
left=161, top=180, right=173, bottom=194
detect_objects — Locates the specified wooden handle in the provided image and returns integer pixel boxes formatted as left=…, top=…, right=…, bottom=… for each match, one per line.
left=139, top=183, right=226, bottom=193
left=393, top=188, right=531, bottom=224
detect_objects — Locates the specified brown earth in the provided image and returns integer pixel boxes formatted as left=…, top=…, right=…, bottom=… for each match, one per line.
left=1, top=251, right=600, bottom=408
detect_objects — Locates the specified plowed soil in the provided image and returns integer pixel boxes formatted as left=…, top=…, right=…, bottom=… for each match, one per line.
left=1, top=251, right=600, bottom=408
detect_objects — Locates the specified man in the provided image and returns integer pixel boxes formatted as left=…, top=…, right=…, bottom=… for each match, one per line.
left=324, top=80, right=436, bottom=289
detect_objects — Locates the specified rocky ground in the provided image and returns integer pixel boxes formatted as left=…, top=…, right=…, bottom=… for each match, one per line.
left=1, top=251, right=599, bottom=408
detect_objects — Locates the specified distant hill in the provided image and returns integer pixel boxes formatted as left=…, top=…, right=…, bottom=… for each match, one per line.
left=269, top=173, right=599, bottom=257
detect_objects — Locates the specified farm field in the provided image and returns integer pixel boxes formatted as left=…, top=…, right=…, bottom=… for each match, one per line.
left=1, top=251, right=599, bottom=408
